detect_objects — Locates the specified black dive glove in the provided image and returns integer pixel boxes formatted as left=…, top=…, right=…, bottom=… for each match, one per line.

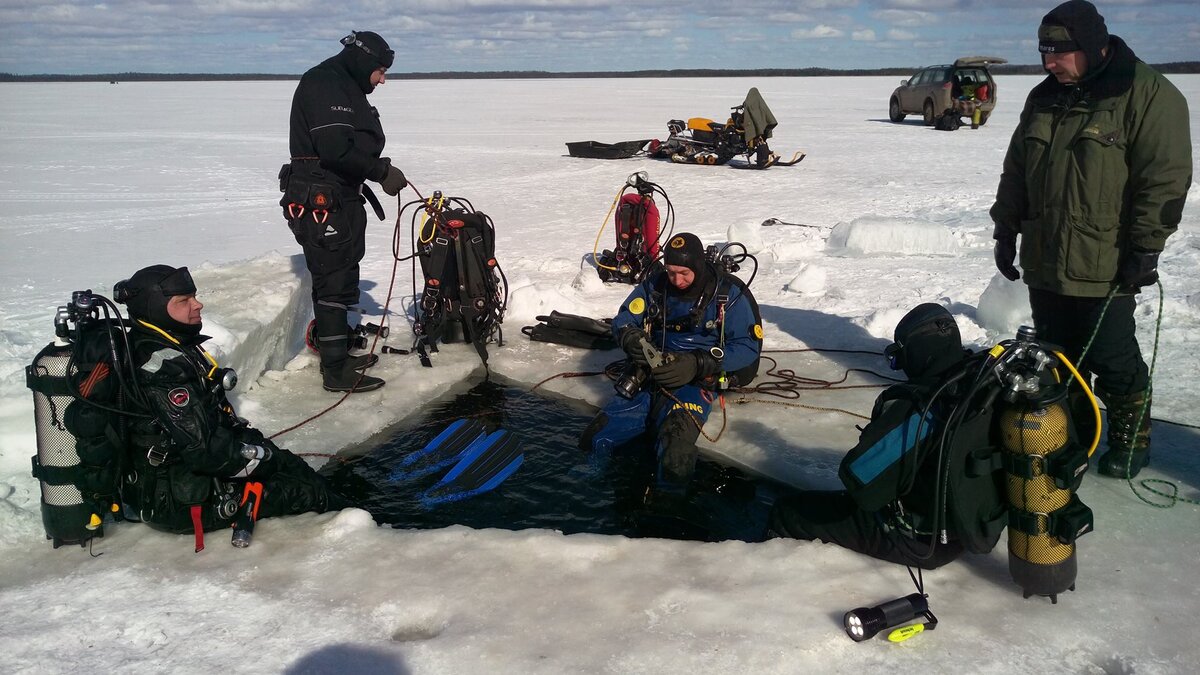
left=652, top=352, right=698, bottom=389
left=1118, top=249, right=1160, bottom=290
left=378, top=159, right=408, bottom=196
left=619, top=327, right=652, bottom=367
left=993, top=236, right=1020, bottom=281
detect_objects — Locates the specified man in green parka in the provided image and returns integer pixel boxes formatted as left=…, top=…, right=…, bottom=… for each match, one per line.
left=990, top=0, right=1192, bottom=479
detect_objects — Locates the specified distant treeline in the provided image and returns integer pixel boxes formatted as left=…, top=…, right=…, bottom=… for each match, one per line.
left=3, top=62, right=1198, bottom=82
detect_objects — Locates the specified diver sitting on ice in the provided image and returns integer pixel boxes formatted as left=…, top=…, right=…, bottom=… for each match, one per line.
left=116, top=265, right=351, bottom=545
left=581, top=233, right=763, bottom=491
left=767, top=304, right=1094, bottom=579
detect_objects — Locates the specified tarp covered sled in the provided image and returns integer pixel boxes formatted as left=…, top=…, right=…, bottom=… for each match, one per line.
left=566, top=139, right=655, bottom=160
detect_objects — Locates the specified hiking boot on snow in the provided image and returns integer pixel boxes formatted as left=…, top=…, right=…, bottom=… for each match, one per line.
left=1097, top=387, right=1152, bottom=478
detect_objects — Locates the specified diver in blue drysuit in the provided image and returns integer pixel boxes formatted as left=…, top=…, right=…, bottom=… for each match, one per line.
left=581, top=232, right=763, bottom=489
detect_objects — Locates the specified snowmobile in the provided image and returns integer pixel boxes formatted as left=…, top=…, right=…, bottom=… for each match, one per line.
left=649, top=87, right=805, bottom=169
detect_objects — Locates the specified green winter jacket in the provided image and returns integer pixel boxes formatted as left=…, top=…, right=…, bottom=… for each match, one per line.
left=990, top=37, right=1192, bottom=297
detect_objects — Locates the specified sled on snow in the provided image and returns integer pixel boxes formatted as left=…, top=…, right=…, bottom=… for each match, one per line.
left=565, top=139, right=655, bottom=160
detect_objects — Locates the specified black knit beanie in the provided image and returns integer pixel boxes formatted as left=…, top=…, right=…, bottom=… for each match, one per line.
left=1039, top=0, right=1109, bottom=76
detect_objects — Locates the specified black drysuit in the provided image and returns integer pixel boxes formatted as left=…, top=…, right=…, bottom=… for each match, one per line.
left=285, top=47, right=390, bottom=355
left=122, top=323, right=346, bottom=535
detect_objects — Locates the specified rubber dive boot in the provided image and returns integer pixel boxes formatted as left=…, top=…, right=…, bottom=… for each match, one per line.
left=345, top=352, right=379, bottom=371
left=320, top=352, right=378, bottom=373
left=315, top=307, right=384, bottom=393
left=322, top=348, right=384, bottom=392
left=1097, top=387, right=1151, bottom=478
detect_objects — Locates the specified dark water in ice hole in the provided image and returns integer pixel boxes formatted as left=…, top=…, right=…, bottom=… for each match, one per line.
left=322, top=379, right=783, bottom=542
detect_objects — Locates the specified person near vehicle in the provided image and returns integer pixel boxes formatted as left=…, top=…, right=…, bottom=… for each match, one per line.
left=283, top=30, right=409, bottom=392
left=990, top=0, right=1192, bottom=478
left=581, top=233, right=763, bottom=491
left=768, top=304, right=1003, bottom=569
left=118, top=265, right=351, bottom=541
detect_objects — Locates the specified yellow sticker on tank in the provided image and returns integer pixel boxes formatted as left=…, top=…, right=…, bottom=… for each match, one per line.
left=753, top=324, right=764, bottom=339
left=628, top=297, right=646, bottom=315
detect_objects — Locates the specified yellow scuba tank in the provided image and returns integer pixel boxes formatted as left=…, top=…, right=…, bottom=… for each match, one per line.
left=995, top=326, right=1093, bottom=602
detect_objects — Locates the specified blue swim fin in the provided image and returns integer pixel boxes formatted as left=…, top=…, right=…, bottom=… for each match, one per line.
left=419, top=429, right=524, bottom=507
left=388, top=418, right=488, bottom=482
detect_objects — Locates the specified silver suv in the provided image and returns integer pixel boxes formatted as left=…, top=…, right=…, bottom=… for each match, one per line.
left=889, top=56, right=1006, bottom=127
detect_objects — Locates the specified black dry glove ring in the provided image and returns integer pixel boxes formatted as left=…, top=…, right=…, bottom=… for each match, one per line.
left=694, top=349, right=722, bottom=379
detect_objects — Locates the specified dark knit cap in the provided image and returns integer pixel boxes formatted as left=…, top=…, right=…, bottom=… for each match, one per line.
left=1039, top=0, right=1109, bottom=73
left=885, top=303, right=964, bottom=381
left=116, top=264, right=201, bottom=337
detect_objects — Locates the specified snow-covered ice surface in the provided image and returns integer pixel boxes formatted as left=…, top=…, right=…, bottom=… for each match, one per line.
left=1, top=76, right=1198, bottom=673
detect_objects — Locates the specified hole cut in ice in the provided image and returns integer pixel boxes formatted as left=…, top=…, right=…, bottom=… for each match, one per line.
left=321, top=378, right=780, bottom=542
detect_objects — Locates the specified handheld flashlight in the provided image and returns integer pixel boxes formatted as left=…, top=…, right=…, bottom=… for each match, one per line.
left=844, top=593, right=937, bottom=643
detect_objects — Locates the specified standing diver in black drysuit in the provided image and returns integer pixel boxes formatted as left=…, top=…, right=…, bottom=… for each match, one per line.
left=283, top=30, right=409, bottom=393
left=767, top=304, right=1007, bottom=569
left=118, top=265, right=351, bottom=545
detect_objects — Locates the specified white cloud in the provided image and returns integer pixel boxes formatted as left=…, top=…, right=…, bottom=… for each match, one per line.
left=879, top=0, right=961, bottom=9
left=852, top=29, right=876, bottom=42
left=766, top=12, right=815, bottom=24
left=887, top=29, right=918, bottom=41
left=791, top=25, right=844, bottom=39
left=870, top=9, right=939, bottom=27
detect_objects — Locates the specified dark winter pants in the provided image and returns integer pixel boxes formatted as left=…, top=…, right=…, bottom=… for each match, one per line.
left=1028, top=288, right=1149, bottom=397
left=767, top=490, right=963, bottom=570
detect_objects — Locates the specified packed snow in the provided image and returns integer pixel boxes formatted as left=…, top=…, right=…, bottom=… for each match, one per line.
left=1, top=75, right=1198, bottom=673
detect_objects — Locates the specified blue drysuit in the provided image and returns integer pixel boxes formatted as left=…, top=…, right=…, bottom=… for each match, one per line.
left=583, top=266, right=762, bottom=487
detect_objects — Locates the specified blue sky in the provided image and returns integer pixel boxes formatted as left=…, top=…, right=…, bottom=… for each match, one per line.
left=1, top=0, right=1196, bottom=75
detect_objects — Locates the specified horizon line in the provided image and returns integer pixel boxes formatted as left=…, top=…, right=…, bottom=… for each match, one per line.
left=5, top=61, right=1200, bottom=81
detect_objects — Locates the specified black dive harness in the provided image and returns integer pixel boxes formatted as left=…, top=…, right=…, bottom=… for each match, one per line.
left=279, top=157, right=386, bottom=224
